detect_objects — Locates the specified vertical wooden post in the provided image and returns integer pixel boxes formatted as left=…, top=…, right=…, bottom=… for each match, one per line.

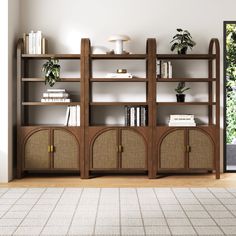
left=147, top=38, right=157, bottom=179
left=209, top=38, right=220, bottom=179
left=16, top=39, right=23, bottom=178
left=80, top=38, right=91, bottom=179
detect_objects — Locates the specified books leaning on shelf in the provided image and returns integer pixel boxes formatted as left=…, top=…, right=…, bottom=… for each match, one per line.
left=157, top=60, right=172, bottom=78
left=125, top=106, right=147, bottom=126
left=23, top=31, right=46, bottom=54
left=65, top=106, right=80, bottom=126
left=41, top=89, right=71, bottom=103
left=168, top=114, right=196, bottom=127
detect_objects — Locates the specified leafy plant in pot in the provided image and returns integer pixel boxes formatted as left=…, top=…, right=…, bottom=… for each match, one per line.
left=42, top=58, right=61, bottom=87
left=170, top=28, right=196, bottom=54
left=175, top=82, right=190, bottom=102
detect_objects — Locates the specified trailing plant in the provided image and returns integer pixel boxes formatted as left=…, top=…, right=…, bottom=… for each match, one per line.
left=226, top=24, right=236, bottom=143
left=42, top=58, right=61, bottom=87
left=170, top=28, right=196, bottom=54
left=175, top=82, right=190, bottom=94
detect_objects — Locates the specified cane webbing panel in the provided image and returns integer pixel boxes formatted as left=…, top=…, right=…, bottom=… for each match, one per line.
left=121, top=130, right=146, bottom=169
left=53, top=130, right=79, bottom=169
left=189, top=130, right=213, bottom=169
left=160, top=130, right=185, bottom=169
left=92, top=130, right=118, bottom=169
left=25, top=130, right=50, bottom=169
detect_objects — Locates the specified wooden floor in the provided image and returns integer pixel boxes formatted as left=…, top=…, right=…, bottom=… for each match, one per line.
left=1, top=173, right=236, bottom=188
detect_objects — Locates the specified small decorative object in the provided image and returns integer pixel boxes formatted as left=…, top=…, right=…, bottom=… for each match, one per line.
left=175, top=82, right=190, bottom=102
left=117, top=69, right=127, bottom=73
left=42, top=58, right=61, bottom=87
left=108, top=35, right=130, bottom=54
left=170, top=29, right=196, bottom=54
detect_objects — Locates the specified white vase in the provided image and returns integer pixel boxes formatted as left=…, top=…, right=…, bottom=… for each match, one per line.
left=115, top=40, right=123, bottom=54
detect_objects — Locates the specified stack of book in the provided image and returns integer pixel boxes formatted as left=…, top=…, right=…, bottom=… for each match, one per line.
left=65, top=106, right=80, bottom=126
left=168, top=114, right=196, bottom=127
left=23, top=31, right=46, bottom=54
left=41, top=89, right=71, bottom=103
left=157, top=60, right=173, bottom=78
left=125, top=106, right=147, bottom=126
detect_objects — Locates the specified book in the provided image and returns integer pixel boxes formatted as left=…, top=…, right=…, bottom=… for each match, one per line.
left=136, top=106, right=140, bottom=126
left=106, top=73, right=133, bottom=78
left=76, top=105, right=80, bottom=126
left=168, top=122, right=196, bottom=127
left=124, top=106, right=130, bottom=126
left=43, top=92, right=69, bottom=98
left=41, top=98, right=71, bottom=102
left=47, top=89, right=66, bottom=93
left=170, top=114, right=194, bottom=120
left=64, top=106, right=70, bottom=126
left=141, top=106, right=147, bottom=126
left=130, top=107, right=136, bottom=126
left=29, top=31, right=33, bottom=54
left=36, top=31, right=42, bottom=54
left=42, top=38, right=46, bottom=54
left=157, top=60, right=173, bottom=78
left=124, top=105, right=147, bottom=127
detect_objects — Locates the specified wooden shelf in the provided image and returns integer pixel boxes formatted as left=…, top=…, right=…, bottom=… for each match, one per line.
left=91, top=54, right=146, bottom=60
left=22, top=102, right=80, bottom=106
left=156, top=124, right=216, bottom=128
left=157, top=78, right=216, bottom=82
left=156, top=102, right=216, bottom=106
left=90, top=78, right=147, bottom=82
left=22, top=78, right=81, bottom=82
left=156, top=54, right=216, bottom=60
left=22, top=124, right=81, bottom=128
left=90, top=102, right=147, bottom=106
left=22, top=54, right=81, bottom=59
left=90, top=124, right=148, bottom=128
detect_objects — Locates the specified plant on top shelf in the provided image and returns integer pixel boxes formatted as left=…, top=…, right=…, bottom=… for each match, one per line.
left=170, top=28, right=196, bottom=54
left=42, top=58, right=61, bottom=87
left=175, top=82, right=190, bottom=102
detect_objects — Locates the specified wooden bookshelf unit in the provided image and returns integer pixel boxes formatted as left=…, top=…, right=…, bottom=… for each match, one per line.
left=17, top=37, right=220, bottom=179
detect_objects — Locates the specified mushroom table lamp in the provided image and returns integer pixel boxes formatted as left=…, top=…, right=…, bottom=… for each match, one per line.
left=108, top=35, right=130, bottom=54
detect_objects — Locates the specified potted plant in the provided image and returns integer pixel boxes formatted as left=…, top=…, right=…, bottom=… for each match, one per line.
left=175, top=82, right=190, bottom=102
left=42, top=58, right=61, bottom=87
left=170, top=28, right=196, bottom=54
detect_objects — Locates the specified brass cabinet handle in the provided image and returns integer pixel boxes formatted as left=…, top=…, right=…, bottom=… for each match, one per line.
left=48, top=145, right=51, bottom=153
left=50, top=145, right=54, bottom=153
left=186, top=145, right=191, bottom=152
left=119, top=145, right=123, bottom=153
left=117, top=145, right=124, bottom=153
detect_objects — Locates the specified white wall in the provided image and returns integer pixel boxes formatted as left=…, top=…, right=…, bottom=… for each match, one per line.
left=17, top=0, right=236, bottom=172
left=0, top=0, right=20, bottom=183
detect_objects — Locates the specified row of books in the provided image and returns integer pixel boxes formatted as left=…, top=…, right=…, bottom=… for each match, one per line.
left=125, top=106, right=147, bottom=126
left=41, top=89, right=71, bottom=103
left=65, top=106, right=80, bottom=126
left=23, top=31, right=46, bottom=54
left=157, top=60, right=173, bottom=78
left=168, top=114, right=196, bottom=127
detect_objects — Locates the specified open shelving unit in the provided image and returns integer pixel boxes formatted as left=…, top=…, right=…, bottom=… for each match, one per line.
left=17, top=37, right=220, bottom=179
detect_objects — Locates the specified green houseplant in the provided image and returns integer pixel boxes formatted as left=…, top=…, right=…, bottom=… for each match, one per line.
left=170, top=28, right=196, bottom=54
left=42, top=58, right=61, bottom=87
left=175, top=82, right=190, bottom=102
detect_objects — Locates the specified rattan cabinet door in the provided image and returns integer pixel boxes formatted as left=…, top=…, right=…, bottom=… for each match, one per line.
left=188, top=129, right=214, bottom=169
left=53, top=129, right=79, bottom=169
left=160, top=130, right=185, bottom=169
left=92, top=129, right=118, bottom=169
left=121, top=129, right=146, bottom=169
left=24, top=129, right=50, bottom=169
